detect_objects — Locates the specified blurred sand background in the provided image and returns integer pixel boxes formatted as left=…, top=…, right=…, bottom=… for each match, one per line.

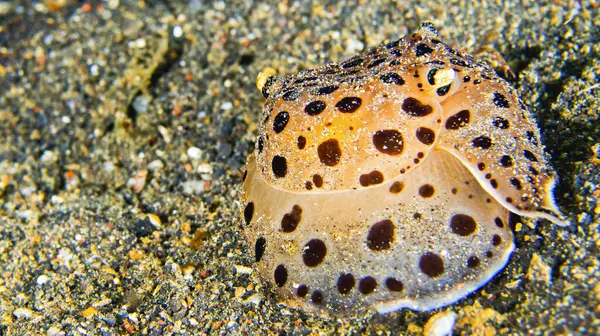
left=0, top=0, right=598, bottom=334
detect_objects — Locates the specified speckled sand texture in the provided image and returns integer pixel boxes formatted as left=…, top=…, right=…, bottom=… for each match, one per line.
left=0, top=0, right=599, bottom=335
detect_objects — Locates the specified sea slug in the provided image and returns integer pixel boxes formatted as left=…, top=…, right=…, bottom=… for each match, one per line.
left=241, top=22, right=568, bottom=313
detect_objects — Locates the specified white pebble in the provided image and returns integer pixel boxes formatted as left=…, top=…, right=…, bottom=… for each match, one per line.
left=50, top=195, right=64, bottom=204
left=187, top=147, right=203, bottom=159
left=243, top=293, right=263, bottom=306
left=346, top=38, right=364, bottom=55
left=40, top=150, right=56, bottom=163
left=132, top=94, right=151, bottom=113
left=90, top=64, right=99, bottom=76
left=17, top=210, right=33, bottom=220
left=172, top=26, right=183, bottom=38
left=234, top=264, right=253, bottom=275
left=147, top=160, right=164, bottom=172
left=424, top=311, right=457, bottom=336
left=36, top=275, right=51, bottom=285
left=103, top=161, right=115, bottom=173
left=220, top=102, right=233, bottom=110
left=197, top=163, right=213, bottom=175
left=13, top=307, right=34, bottom=319
left=214, top=1, right=225, bottom=10
left=182, top=180, right=204, bottom=195
left=47, top=326, right=65, bottom=336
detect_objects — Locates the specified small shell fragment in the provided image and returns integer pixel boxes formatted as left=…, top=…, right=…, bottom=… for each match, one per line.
left=424, top=311, right=458, bottom=336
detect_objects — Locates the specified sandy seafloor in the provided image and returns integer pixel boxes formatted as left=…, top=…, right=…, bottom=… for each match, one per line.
left=0, top=0, right=599, bottom=335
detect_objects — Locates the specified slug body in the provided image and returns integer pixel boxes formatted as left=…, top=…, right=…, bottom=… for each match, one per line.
left=241, top=23, right=567, bottom=313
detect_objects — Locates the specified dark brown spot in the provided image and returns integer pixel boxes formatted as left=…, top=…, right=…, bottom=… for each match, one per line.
left=281, top=205, right=302, bottom=233
left=273, top=111, right=289, bottom=133
left=385, top=278, right=404, bottom=292
left=304, top=100, right=326, bottom=116
left=242, top=170, right=247, bottom=182
left=493, top=92, right=510, bottom=108
left=257, top=136, right=264, bottom=153
left=311, top=290, right=323, bottom=304
left=294, top=75, right=318, bottom=85
left=467, top=256, right=480, bottom=268
left=486, top=251, right=494, bottom=258
left=463, top=75, right=471, bottom=82
left=360, top=170, right=384, bottom=187
left=274, top=264, right=288, bottom=287
left=450, top=214, right=477, bottom=236
left=385, top=40, right=399, bottom=49
left=316, top=85, right=338, bottom=95
left=474, top=79, right=481, bottom=84
left=272, top=155, right=287, bottom=177
left=492, top=234, right=502, bottom=246
left=477, top=162, right=486, bottom=171
left=427, top=68, right=438, bottom=85
left=255, top=237, right=266, bottom=262
left=389, top=181, right=404, bottom=194
left=372, top=130, right=404, bottom=155
left=419, top=252, right=445, bottom=278
left=261, top=76, right=277, bottom=98
left=492, top=116, right=509, bottom=129
left=417, top=152, right=424, bottom=158
left=526, top=130, right=539, bottom=146
left=341, top=58, right=363, bottom=69
left=415, top=127, right=436, bottom=145
left=296, top=284, right=308, bottom=297
left=317, top=139, right=342, bottom=166
left=490, top=179, right=498, bottom=189
left=437, top=84, right=451, bottom=96
left=415, top=43, right=433, bottom=56
left=506, top=197, right=513, bottom=203
left=296, top=136, right=307, bottom=150
left=418, top=184, right=435, bottom=198
left=510, top=178, right=523, bottom=190
left=303, top=239, right=327, bottom=267
left=282, top=90, right=300, bottom=101
left=368, top=58, right=386, bottom=68
left=305, top=181, right=313, bottom=190
left=523, top=150, right=538, bottom=162
left=485, top=173, right=492, bottom=179
left=402, top=97, right=433, bottom=117
left=358, top=276, right=377, bottom=294
left=472, top=136, right=493, bottom=149
left=529, top=166, right=539, bottom=175
left=499, top=155, right=513, bottom=167
left=380, top=72, right=405, bottom=85
left=335, top=97, right=362, bottom=113
left=337, top=273, right=355, bottom=295
left=450, top=58, right=468, bottom=67
left=244, top=202, right=254, bottom=225
left=413, top=213, right=422, bottom=220
left=494, top=217, right=504, bottom=228
left=445, top=110, right=470, bottom=130
left=312, top=174, right=323, bottom=188
left=451, top=188, right=458, bottom=194
left=366, top=219, right=395, bottom=251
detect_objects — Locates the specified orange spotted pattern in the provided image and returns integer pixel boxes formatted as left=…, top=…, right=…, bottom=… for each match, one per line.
left=242, top=23, right=568, bottom=314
